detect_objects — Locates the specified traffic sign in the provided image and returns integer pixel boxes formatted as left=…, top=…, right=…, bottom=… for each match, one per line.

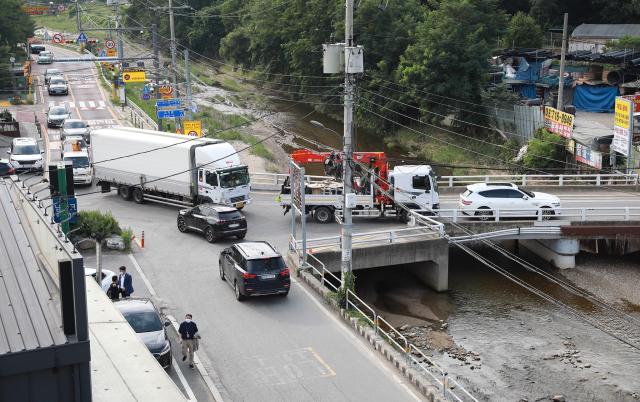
left=98, top=49, right=106, bottom=57
left=105, top=39, right=115, bottom=49
left=122, top=71, right=146, bottom=83
left=77, top=32, right=88, bottom=43
left=57, top=4, right=65, bottom=11
left=158, top=85, right=173, bottom=99
left=53, top=196, right=78, bottom=224
left=52, top=33, right=63, bottom=43
left=183, top=120, right=202, bottom=137
left=156, top=99, right=181, bottom=108
left=142, top=93, right=150, bottom=100
left=157, top=109, right=185, bottom=119
left=107, top=48, right=116, bottom=57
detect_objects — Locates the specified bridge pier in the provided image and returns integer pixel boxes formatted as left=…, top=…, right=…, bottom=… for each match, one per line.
left=407, top=259, right=449, bottom=292
left=519, top=238, right=580, bottom=269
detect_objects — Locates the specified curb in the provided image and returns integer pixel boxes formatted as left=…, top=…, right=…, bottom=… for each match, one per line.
left=294, top=265, right=446, bottom=402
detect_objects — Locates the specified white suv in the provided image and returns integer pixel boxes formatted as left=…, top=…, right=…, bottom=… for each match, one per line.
left=7, top=138, right=44, bottom=173
left=459, top=183, right=561, bottom=220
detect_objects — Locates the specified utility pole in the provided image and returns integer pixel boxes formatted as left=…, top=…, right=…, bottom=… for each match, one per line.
left=341, top=0, right=355, bottom=286
left=557, top=13, right=569, bottom=111
left=168, top=0, right=180, bottom=131
left=115, top=0, right=124, bottom=64
left=152, top=23, right=162, bottom=131
left=75, top=0, right=81, bottom=32
left=184, top=48, right=192, bottom=120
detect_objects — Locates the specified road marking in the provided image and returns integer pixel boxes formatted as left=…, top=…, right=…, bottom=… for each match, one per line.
left=79, top=101, right=86, bottom=109
left=97, top=100, right=106, bottom=109
left=88, top=100, right=96, bottom=108
left=292, top=278, right=422, bottom=401
left=172, top=356, right=198, bottom=402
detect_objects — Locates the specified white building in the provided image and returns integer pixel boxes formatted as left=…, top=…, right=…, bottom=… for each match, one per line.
left=570, top=24, right=640, bottom=53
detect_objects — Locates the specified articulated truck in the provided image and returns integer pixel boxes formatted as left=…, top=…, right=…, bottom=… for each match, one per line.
left=92, top=127, right=251, bottom=208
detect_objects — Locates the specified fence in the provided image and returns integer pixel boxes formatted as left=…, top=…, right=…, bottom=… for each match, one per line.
left=435, top=206, right=640, bottom=223
left=492, top=103, right=545, bottom=143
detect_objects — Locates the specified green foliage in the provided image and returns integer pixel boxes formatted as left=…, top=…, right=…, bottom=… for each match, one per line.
left=0, top=0, right=35, bottom=47
left=74, top=210, right=121, bottom=241
left=504, top=12, right=544, bottom=48
left=335, top=271, right=356, bottom=309
left=396, top=0, right=507, bottom=128
left=121, top=228, right=134, bottom=252
left=606, top=36, right=640, bottom=51
left=523, top=128, right=565, bottom=171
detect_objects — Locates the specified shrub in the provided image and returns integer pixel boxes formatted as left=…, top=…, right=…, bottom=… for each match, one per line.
left=121, top=227, right=134, bottom=252
left=73, top=210, right=121, bottom=240
left=523, top=128, right=565, bottom=171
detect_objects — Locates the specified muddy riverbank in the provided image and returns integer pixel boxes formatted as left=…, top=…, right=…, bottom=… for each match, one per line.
left=355, top=246, right=640, bottom=401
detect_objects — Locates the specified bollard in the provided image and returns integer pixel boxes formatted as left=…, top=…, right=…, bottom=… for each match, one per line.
left=141, top=230, right=145, bottom=248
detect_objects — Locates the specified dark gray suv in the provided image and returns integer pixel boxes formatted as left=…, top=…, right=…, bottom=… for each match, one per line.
left=219, top=242, right=290, bottom=301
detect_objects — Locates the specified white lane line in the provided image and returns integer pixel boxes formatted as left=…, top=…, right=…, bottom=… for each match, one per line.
left=172, top=356, right=198, bottom=402
left=292, top=278, right=422, bottom=401
left=129, top=253, right=225, bottom=402
left=79, top=101, right=86, bottom=109
left=48, top=101, right=54, bottom=108
left=98, top=100, right=106, bottom=109
left=88, top=100, right=96, bottom=108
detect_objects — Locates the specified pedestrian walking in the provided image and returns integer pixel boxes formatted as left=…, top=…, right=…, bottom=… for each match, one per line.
left=179, top=314, right=199, bottom=369
left=106, top=275, right=121, bottom=301
left=117, top=266, right=134, bottom=297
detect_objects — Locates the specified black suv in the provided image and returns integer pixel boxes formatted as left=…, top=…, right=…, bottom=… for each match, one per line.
left=177, top=204, right=247, bottom=242
left=113, top=299, right=173, bottom=370
left=219, top=242, right=290, bottom=301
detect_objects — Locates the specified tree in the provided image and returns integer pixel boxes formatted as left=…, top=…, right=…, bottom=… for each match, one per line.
left=396, top=0, right=507, bottom=129
left=497, top=0, right=530, bottom=14
left=504, top=12, right=544, bottom=48
left=0, top=0, right=35, bottom=47
left=606, top=36, right=640, bottom=51
left=75, top=211, right=121, bottom=284
left=529, top=0, right=560, bottom=28
left=522, top=128, right=565, bottom=170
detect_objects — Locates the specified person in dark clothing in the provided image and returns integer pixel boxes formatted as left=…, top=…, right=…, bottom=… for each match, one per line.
left=178, top=314, right=199, bottom=368
left=106, top=275, right=121, bottom=301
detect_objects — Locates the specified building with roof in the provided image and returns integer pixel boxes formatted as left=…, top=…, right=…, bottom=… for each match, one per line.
left=0, top=178, right=91, bottom=401
left=570, top=24, right=640, bottom=53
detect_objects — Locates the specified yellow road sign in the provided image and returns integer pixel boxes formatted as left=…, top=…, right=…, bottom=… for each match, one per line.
left=183, top=120, right=202, bottom=137
left=122, top=71, right=146, bottom=83
left=107, top=48, right=116, bottom=57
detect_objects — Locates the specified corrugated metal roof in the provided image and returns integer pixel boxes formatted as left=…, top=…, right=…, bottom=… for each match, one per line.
left=0, top=182, right=67, bottom=355
left=572, top=24, right=640, bottom=39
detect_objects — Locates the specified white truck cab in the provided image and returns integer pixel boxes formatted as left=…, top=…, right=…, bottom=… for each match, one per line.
left=388, top=165, right=440, bottom=210
left=62, top=150, right=93, bottom=185
left=198, top=165, right=251, bottom=208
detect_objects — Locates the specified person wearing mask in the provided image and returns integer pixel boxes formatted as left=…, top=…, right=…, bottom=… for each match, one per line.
left=178, top=314, right=199, bottom=369
left=106, top=275, right=121, bottom=301
left=117, top=266, right=134, bottom=297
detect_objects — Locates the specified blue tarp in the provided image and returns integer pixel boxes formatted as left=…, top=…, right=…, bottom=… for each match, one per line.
left=573, top=85, right=618, bottom=112
left=514, top=83, right=537, bottom=99
left=515, top=60, right=544, bottom=82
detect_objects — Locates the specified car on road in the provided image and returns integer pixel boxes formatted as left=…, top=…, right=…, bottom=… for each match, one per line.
left=46, top=104, right=70, bottom=127
left=47, top=76, right=68, bottom=95
left=30, top=44, right=46, bottom=54
left=37, top=50, right=54, bottom=64
left=459, top=183, right=561, bottom=220
left=84, top=267, right=115, bottom=292
left=177, top=204, right=247, bottom=243
left=63, top=150, right=93, bottom=185
left=61, top=119, right=91, bottom=143
left=0, top=159, right=16, bottom=176
left=44, top=68, right=62, bottom=84
left=7, top=138, right=44, bottom=173
left=219, top=242, right=290, bottom=301
left=113, top=298, right=172, bottom=370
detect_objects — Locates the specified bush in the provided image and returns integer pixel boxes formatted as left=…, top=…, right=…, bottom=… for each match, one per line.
left=121, top=227, right=134, bottom=252
left=523, top=128, right=565, bottom=171
left=73, top=210, right=121, bottom=240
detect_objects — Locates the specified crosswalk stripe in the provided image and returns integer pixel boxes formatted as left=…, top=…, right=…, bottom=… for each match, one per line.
left=97, top=101, right=106, bottom=109
left=88, top=101, right=96, bottom=108
left=79, top=101, right=86, bottom=109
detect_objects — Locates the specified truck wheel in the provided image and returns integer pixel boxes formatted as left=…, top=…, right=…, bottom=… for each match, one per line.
left=314, top=207, right=334, bottom=224
left=132, top=187, right=144, bottom=204
left=398, top=209, right=410, bottom=223
left=118, top=186, right=132, bottom=201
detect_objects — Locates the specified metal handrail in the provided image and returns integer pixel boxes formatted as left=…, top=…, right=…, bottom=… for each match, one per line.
left=434, top=207, right=640, bottom=223
left=376, top=315, right=409, bottom=353
left=126, top=98, right=159, bottom=131
left=346, top=289, right=376, bottom=327
left=294, top=227, right=440, bottom=251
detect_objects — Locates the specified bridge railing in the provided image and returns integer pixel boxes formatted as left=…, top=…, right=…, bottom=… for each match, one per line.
left=434, top=207, right=640, bottom=223
left=250, top=172, right=639, bottom=191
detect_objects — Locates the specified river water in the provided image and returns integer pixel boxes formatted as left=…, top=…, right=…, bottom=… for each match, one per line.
left=355, top=245, right=640, bottom=402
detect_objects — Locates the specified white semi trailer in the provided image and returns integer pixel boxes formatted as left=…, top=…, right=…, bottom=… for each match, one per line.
left=92, top=127, right=251, bottom=208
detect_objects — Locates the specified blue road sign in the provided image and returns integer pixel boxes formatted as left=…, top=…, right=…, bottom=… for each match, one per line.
left=77, top=32, right=88, bottom=43
left=157, top=109, right=185, bottom=119
left=98, top=49, right=106, bottom=57
left=142, top=93, right=150, bottom=100
left=156, top=99, right=181, bottom=108
left=53, top=196, right=78, bottom=224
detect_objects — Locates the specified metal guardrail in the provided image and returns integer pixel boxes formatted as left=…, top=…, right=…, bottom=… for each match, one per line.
left=435, top=207, right=640, bottom=223
left=126, top=98, right=159, bottom=131
left=449, top=227, right=563, bottom=243
left=249, top=172, right=640, bottom=191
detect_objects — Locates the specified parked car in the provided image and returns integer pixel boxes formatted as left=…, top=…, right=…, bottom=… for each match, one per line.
left=0, top=159, right=16, bottom=176
left=44, top=68, right=62, bottom=84
left=30, top=44, right=46, bottom=54
left=46, top=105, right=70, bottom=127
left=218, top=242, right=290, bottom=301
left=84, top=267, right=116, bottom=292
left=47, top=76, right=68, bottom=95
left=459, top=183, right=561, bottom=220
left=113, top=298, right=172, bottom=370
left=177, top=204, right=247, bottom=242
left=7, top=137, right=44, bottom=172
left=63, top=150, right=93, bottom=185
left=61, top=119, right=91, bottom=143
left=37, top=50, right=53, bottom=64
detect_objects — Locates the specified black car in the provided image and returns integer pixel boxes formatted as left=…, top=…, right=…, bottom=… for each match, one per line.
left=177, top=204, right=247, bottom=243
left=30, top=44, right=45, bottom=54
left=219, top=242, right=290, bottom=301
left=113, top=299, right=172, bottom=370
left=0, top=159, right=16, bottom=176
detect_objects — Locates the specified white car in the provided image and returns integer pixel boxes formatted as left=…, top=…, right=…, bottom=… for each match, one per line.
left=459, top=183, right=561, bottom=220
left=37, top=51, right=54, bottom=64
left=7, top=137, right=44, bottom=172
left=84, top=268, right=116, bottom=292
